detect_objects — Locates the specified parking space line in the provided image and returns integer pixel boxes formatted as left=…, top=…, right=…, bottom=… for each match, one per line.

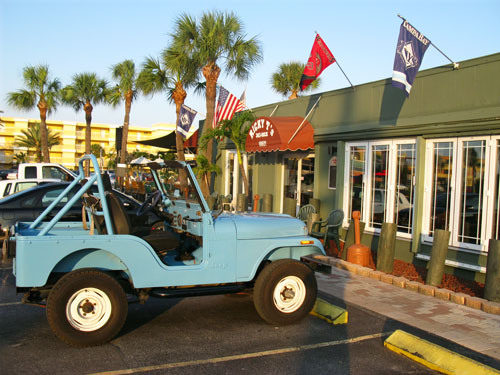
left=90, top=332, right=391, bottom=375
left=0, top=301, right=21, bottom=307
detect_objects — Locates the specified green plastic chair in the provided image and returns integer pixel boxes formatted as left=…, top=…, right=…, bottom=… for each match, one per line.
left=297, top=204, right=317, bottom=223
left=310, top=209, right=345, bottom=252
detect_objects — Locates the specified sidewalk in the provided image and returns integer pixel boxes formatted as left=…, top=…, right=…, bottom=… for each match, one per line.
left=313, top=256, right=500, bottom=361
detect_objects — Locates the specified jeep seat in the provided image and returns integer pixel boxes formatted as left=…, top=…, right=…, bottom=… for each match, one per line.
left=106, top=191, right=179, bottom=255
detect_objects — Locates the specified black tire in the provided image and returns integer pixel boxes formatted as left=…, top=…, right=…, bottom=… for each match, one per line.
left=46, top=269, right=128, bottom=347
left=253, top=259, right=317, bottom=326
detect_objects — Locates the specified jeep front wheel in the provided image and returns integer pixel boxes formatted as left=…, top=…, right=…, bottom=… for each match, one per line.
left=46, top=269, right=128, bottom=347
left=253, top=259, right=317, bottom=326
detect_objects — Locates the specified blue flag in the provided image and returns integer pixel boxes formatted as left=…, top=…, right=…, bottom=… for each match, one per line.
left=177, top=104, right=197, bottom=138
left=392, top=20, right=431, bottom=95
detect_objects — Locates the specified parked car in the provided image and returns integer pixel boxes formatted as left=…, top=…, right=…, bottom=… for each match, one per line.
left=0, top=182, right=162, bottom=234
left=0, top=169, right=17, bottom=180
left=6, top=162, right=76, bottom=181
left=9, top=155, right=324, bottom=347
left=0, top=178, right=60, bottom=198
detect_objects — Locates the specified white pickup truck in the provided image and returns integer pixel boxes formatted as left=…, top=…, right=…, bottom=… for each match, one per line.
left=7, top=163, right=76, bottom=181
left=0, top=178, right=60, bottom=198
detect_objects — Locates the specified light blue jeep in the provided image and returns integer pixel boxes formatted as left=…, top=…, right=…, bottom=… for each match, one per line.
left=10, top=155, right=325, bottom=347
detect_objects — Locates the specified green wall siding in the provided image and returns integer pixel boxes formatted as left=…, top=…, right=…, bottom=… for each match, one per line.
left=211, top=53, right=500, bottom=282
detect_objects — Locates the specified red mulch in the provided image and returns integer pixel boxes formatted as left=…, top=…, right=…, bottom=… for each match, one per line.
left=391, top=259, right=485, bottom=298
left=326, top=242, right=484, bottom=298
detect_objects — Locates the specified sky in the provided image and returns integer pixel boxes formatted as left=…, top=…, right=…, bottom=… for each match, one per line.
left=1, top=0, right=499, bottom=128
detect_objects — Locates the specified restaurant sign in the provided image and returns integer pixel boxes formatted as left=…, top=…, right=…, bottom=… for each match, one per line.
left=248, top=118, right=278, bottom=148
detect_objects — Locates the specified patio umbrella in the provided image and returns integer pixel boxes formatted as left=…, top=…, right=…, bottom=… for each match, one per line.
left=130, top=156, right=151, bottom=165
left=153, top=157, right=164, bottom=163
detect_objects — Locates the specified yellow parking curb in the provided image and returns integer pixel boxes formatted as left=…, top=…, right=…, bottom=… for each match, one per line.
left=384, top=330, right=500, bottom=375
left=310, top=298, right=348, bottom=325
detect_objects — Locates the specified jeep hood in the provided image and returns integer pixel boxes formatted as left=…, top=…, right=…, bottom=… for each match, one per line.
left=227, top=213, right=308, bottom=240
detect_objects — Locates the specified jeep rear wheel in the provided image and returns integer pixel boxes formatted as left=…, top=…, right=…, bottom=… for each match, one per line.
left=46, top=269, right=128, bottom=347
left=253, top=259, right=317, bottom=326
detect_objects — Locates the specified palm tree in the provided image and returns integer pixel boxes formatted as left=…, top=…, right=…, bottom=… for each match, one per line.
left=13, top=152, right=27, bottom=164
left=271, top=62, right=320, bottom=99
left=7, top=65, right=61, bottom=162
left=104, top=149, right=117, bottom=170
left=14, top=122, right=60, bottom=162
left=137, top=46, right=200, bottom=188
left=200, top=111, right=255, bottom=195
left=193, top=154, right=221, bottom=193
left=108, top=60, right=139, bottom=176
left=171, top=11, right=262, bottom=195
left=61, top=73, right=109, bottom=175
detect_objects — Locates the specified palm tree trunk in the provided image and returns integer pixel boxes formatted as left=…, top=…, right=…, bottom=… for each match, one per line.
left=236, top=147, right=249, bottom=196
left=201, top=62, right=220, bottom=196
left=120, top=92, right=132, bottom=165
left=173, top=82, right=188, bottom=190
left=37, top=100, right=50, bottom=162
left=119, top=91, right=132, bottom=187
left=84, top=101, right=93, bottom=176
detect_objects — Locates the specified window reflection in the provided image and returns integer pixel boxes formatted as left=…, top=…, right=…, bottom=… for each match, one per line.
left=430, top=142, right=453, bottom=234
left=458, top=140, right=485, bottom=245
left=370, top=145, right=389, bottom=229
left=349, top=146, right=366, bottom=220
left=494, top=141, right=500, bottom=240
left=395, top=144, right=416, bottom=234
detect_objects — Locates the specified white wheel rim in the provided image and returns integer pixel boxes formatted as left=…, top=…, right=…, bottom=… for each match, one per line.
left=273, top=276, right=306, bottom=313
left=66, top=287, right=112, bottom=332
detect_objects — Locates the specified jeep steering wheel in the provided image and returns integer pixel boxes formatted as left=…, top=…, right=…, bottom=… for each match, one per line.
left=137, top=190, right=162, bottom=216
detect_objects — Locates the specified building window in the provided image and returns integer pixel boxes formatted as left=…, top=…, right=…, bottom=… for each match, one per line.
left=346, top=145, right=366, bottom=220
left=344, top=140, right=416, bottom=237
left=493, top=140, right=500, bottom=239
left=423, top=136, right=500, bottom=252
left=328, top=156, right=337, bottom=189
left=394, top=143, right=416, bottom=235
left=369, top=144, right=390, bottom=229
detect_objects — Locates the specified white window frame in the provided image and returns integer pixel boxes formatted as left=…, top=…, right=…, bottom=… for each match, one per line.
left=394, top=141, right=418, bottom=236
left=343, top=142, right=368, bottom=224
left=422, top=136, right=500, bottom=252
left=487, top=136, right=500, bottom=241
left=422, top=138, right=458, bottom=244
left=343, top=139, right=416, bottom=239
left=366, top=140, right=393, bottom=230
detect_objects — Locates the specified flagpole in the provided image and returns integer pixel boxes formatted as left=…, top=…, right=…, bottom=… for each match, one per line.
left=269, top=105, right=279, bottom=117
left=287, top=96, right=321, bottom=144
left=397, top=14, right=459, bottom=69
left=314, top=31, right=354, bottom=89
left=336, top=59, right=355, bottom=89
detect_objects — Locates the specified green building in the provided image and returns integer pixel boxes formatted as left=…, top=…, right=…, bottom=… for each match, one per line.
left=212, top=52, right=500, bottom=282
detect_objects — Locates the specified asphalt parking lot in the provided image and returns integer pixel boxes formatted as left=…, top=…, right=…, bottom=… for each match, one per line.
left=0, top=262, right=442, bottom=375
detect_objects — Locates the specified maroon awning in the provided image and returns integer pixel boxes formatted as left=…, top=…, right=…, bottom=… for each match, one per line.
left=246, top=116, right=314, bottom=153
left=184, top=130, right=198, bottom=149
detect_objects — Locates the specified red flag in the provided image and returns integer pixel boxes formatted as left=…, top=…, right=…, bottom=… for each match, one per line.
left=300, top=34, right=336, bottom=91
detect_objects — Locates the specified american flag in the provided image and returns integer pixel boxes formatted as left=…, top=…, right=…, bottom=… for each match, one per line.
left=212, top=86, right=242, bottom=128
left=235, top=88, right=246, bottom=112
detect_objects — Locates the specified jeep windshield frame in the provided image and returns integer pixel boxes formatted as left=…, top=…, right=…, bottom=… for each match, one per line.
left=148, top=160, right=210, bottom=214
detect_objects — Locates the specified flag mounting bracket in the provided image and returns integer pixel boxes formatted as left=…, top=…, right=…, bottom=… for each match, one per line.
left=397, top=14, right=459, bottom=69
